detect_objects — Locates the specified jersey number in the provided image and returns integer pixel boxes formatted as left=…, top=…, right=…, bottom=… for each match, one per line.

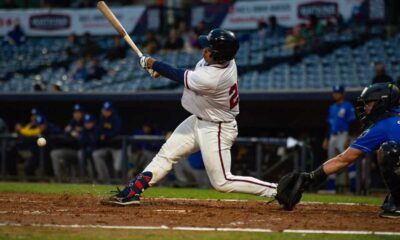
left=229, top=83, right=239, bottom=109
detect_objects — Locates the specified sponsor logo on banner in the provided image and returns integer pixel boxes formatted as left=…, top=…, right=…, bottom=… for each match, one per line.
left=0, top=6, right=146, bottom=36
left=0, top=17, right=17, bottom=28
left=220, top=0, right=379, bottom=30
left=297, top=1, right=338, bottom=19
left=29, top=14, right=70, bottom=31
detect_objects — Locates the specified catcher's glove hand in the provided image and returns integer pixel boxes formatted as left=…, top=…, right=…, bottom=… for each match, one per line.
left=275, top=172, right=311, bottom=211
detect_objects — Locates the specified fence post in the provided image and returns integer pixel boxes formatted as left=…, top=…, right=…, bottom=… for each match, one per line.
left=121, top=137, right=128, bottom=180
left=300, top=145, right=306, bottom=172
left=39, top=144, right=45, bottom=179
left=1, top=138, right=6, bottom=179
left=356, top=157, right=362, bottom=195
left=255, top=142, right=262, bottom=179
left=364, top=155, right=371, bottom=195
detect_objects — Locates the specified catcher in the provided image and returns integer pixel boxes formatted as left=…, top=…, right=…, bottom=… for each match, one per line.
left=276, top=83, right=400, bottom=219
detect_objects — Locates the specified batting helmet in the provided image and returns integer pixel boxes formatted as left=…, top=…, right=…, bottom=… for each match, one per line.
left=198, top=28, right=239, bottom=63
left=356, top=83, right=400, bottom=126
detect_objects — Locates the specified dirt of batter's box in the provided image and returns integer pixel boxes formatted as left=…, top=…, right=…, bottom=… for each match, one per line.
left=0, top=192, right=398, bottom=232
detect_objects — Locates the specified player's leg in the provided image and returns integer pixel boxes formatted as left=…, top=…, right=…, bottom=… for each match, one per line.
left=111, top=149, right=122, bottom=177
left=173, top=158, right=191, bottom=187
left=50, top=149, right=65, bottom=182
left=198, top=120, right=277, bottom=197
left=61, top=149, right=79, bottom=181
left=327, top=135, right=337, bottom=192
left=377, top=141, right=400, bottom=218
left=107, top=115, right=199, bottom=205
left=337, top=132, right=356, bottom=192
left=92, top=148, right=111, bottom=183
left=143, top=115, right=199, bottom=184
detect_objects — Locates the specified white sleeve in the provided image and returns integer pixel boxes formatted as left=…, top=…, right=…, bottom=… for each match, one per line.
left=184, top=68, right=218, bottom=94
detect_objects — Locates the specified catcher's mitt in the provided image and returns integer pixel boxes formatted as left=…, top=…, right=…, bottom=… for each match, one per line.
left=275, top=172, right=309, bottom=211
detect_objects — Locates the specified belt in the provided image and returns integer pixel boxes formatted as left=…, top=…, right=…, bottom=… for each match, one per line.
left=196, top=116, right=232, bottom=124
left=331, top=131, right=347, bottom=135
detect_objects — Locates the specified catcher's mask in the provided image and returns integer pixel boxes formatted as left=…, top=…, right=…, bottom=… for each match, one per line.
left=198, top=28, right=239, bottom=63
left=356, top=83, right=400, bottom=127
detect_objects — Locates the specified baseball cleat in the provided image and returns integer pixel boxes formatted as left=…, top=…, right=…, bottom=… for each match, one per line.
left=379, top=209, right=400, bottom=219
left=101, top=187, right=141, bottom=206
left=379, top=193, right=400, bottom=218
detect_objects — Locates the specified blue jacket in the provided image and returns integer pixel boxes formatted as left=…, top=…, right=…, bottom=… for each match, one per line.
left=79, top=127, right=98, bottom=154
left=97, top=112, right=121, bottom=139
left=328, top=101, right=356, bottom=134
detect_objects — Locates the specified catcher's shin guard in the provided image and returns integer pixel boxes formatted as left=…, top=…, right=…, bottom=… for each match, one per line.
left=379, top=141, right=400, bottom=203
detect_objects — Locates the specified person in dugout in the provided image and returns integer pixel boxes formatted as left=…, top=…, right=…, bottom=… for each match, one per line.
left=92, top=102, right=122, bottom=183
left=50, top=104, right=84, bottom=181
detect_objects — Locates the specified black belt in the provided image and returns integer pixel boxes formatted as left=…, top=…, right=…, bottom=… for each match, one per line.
left=196, top=116, right=232, bottom=124
left=331, top=131, right=347, bottom=135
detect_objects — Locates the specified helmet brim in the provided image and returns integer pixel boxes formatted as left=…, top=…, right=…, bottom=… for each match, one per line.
left=198, top=35, right=210, bottom=48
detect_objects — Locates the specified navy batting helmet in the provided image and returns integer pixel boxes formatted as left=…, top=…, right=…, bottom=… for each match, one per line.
left=198, top=28, right=239, bottom=63
left=356, top=83, right=400, bottom=126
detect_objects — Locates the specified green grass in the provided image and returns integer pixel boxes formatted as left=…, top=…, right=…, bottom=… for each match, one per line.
left=0, top=181, right=384, bottom=205
left=0, top=227, right=397, bottom=240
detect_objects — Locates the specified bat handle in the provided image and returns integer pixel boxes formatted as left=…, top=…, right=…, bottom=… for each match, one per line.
left=123, top=35, right=143, bottom=58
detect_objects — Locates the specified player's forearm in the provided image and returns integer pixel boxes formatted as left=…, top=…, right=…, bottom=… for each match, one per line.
left=321, top=147, right=362, bottom=175
left=322, top=154, right=351, bottom=175
left=152, top=61, right=185, bottom=84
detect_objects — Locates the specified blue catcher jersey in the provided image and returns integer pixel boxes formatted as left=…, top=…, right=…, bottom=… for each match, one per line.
left=328, top=101, right=356, bottom=134
left=351, top=116, right=400, bottom=153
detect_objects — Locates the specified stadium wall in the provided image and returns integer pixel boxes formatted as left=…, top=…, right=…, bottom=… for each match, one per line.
left=0, top=90, right=362, bottom=137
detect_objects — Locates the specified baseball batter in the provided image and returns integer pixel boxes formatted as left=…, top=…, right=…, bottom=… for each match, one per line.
left=107, top=29, right=277, bottom=205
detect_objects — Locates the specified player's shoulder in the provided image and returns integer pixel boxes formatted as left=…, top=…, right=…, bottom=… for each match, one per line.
left=369, top=116, right=399, bottom=131
left=380, top=115, right=400, bottom=125
left=340, top=100, right=353, bottom=108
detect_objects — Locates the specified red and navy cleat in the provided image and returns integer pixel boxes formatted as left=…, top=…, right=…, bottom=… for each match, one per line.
left=102, top=172, right=152, bottom=206
left=105, top=187, right=141, bottom=206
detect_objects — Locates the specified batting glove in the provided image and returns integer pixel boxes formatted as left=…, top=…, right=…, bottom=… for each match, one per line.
left=139, top=55, right=151, bottom=69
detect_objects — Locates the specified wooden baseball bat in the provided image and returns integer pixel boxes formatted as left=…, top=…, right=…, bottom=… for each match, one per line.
left=97, top=1, right=143, bottom=57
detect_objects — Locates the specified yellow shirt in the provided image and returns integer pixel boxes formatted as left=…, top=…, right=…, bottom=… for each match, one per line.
left=19, top=123, right=41, bottom=137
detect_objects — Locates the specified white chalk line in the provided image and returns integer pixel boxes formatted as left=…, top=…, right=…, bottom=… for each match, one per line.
left=0, top=196, right=374, bottom=206
left=284, top=229, right=400, bottom=236
left=0, top=222, right=399, bottom=235
left=152, top=197, right=371, bottom=206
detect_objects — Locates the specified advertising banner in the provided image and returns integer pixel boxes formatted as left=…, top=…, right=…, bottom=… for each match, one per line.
left=0, top=6, right=146, bottom=36
left=217, top=0, right=383, bottom=30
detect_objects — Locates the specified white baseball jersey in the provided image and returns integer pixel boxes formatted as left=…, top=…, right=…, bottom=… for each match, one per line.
left=142, top=57, right=277, bottom=199
left=181, top=59, right=240, bottom=122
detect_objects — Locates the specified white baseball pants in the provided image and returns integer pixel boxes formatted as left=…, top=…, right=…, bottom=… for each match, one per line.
left=144, top=115, right=277, bottom=197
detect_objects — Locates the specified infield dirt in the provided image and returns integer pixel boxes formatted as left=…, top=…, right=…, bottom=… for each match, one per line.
left=0, top=192, right=398, bottom=232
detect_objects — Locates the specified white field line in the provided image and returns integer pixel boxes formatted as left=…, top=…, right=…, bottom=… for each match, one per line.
left=0, top=222, right=399, bottom=235
left=153, top=197, right=371, bottom=206
left=284, top=229, right=400, bottom=235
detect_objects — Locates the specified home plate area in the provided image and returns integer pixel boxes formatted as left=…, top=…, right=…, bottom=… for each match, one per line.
left=0, top=192, right=398, bottom=235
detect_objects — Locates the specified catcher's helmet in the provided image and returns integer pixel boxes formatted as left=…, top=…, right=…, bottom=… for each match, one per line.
left=356, top=83, right=400, bottom=126
left=198, top=28, right=239, bottom=63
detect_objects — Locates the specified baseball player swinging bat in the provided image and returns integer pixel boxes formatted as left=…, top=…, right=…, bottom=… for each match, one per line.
left=97, top=1, right=158, bottom=77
